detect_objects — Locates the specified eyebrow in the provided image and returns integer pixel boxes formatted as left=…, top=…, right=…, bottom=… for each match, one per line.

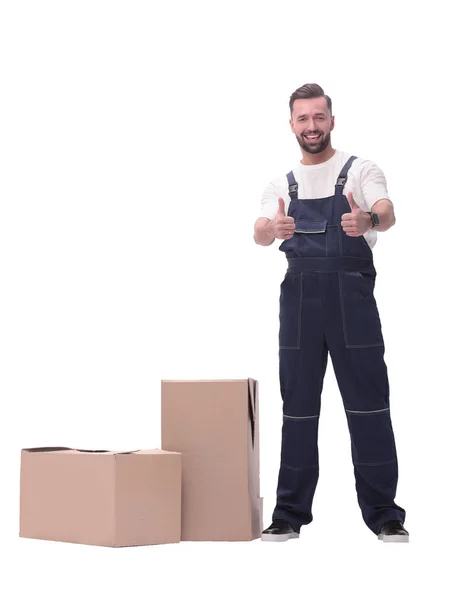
left=297, top=112, right=327, bottom=118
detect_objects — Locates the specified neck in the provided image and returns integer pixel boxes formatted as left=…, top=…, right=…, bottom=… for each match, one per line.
left=300, top=146, right=336, bottom=166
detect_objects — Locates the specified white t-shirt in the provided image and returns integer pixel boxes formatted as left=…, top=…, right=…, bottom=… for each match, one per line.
left=259, top=150, right=391, bottom=249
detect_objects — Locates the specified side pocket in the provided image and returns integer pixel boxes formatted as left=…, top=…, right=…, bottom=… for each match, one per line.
left=279, top=272, right=303, bottom=350
left=338, top=271, right=384, bottom=348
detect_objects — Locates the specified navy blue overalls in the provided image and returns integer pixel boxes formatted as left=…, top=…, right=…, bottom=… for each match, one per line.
left=272, top=156, right=406, bottom=535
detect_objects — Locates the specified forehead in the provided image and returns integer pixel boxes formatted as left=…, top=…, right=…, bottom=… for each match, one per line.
left=292, top=97, right=330, bottom=118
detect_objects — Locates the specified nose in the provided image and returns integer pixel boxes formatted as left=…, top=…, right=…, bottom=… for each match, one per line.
left=306, top=118, right=318, bottom=131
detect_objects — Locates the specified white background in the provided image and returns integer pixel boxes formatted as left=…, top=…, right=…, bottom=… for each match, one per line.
left=1, top=0, right=455, bottom=598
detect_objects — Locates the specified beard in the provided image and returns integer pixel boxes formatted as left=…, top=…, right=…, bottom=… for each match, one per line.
left=296, top=130, right=331, bottom=154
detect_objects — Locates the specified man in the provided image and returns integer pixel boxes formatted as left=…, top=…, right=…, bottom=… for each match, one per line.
left=254, top=83, right=408, bottom=543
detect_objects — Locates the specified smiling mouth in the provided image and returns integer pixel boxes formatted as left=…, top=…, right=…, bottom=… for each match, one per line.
left=303, top=133, right=322, bottom=142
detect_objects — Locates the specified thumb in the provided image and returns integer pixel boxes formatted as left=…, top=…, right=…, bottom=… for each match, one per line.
left=347, top=191, right=359, bottom=212
left=277, top=197, right=286, bottom=217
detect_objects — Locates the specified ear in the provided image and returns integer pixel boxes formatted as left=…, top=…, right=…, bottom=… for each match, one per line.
left=330, top=115, right=335, bottom=132
left=289, top=118, right=295, bottom=134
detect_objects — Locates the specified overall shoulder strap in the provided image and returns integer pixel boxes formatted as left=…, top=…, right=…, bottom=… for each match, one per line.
left=335, top=155, right=357, bottom=195
left=286, top=171, right=298, bottom=200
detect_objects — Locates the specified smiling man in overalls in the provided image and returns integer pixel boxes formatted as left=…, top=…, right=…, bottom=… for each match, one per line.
left=254, top=83, right=408, bottom=543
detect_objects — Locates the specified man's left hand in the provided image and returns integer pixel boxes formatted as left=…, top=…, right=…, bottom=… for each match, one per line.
left=341, top=192, right=372, bottom=236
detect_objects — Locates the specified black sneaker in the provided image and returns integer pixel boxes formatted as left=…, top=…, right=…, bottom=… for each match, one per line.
left=261, top=519, right=299, bottom=542
left=378, top=520, right=409, bottom=543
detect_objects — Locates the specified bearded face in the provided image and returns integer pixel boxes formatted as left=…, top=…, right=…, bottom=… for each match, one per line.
left=290, top=97, right=334, bottom=156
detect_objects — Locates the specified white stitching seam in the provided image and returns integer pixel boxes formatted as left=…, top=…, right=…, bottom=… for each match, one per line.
left=281, top=463, right=318, bottom=471
left=345, top=408, right=390, bottom=414
left=354, top=458, right=397, bottom=467
left=283, top=414, right=319, bottom=420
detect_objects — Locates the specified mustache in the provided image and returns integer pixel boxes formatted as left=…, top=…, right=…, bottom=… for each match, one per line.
left=302, top=131, right=324, bottom=136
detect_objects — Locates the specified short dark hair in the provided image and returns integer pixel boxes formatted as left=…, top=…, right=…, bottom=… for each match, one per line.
left=289, top=83, right=332, bottom=115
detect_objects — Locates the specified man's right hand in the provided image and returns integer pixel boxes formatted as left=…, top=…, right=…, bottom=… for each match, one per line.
left=267, top=198, right=296, bottom=239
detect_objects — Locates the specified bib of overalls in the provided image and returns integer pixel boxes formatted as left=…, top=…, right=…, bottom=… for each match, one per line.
left=278, top=155, right=373, bottom=262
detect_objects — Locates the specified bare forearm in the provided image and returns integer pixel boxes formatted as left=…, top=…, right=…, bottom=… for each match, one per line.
left=371, top=199, right=396, bottom=232
left=254, top=218, right=275, bottom=246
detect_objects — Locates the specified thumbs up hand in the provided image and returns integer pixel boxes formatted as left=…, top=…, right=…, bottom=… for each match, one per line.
left=268, top=198, right=295, bottom=239
left=341, top=192, right=372, bottom=236
left=277, top=197, right=286, bottom=217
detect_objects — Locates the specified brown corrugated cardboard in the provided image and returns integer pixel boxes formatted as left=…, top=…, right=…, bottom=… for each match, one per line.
left=19, top=447, right=182, bottom=547
left=161, top=378, right=262, bottom=541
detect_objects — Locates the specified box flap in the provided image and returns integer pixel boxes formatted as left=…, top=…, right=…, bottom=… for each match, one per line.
left=247, top=378, right=257, bottom=446
left=161, top=379, right=251, bottom=383
left=21, top=447, right=141, bottom=455
left=22, top=447, right=74, bottom=452
left=133, top=449, right=181, bottom=455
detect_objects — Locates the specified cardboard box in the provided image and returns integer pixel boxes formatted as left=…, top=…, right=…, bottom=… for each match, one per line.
left=161, top=378, right=262, bottom=541
left=20, top=447, right=182, bottom=547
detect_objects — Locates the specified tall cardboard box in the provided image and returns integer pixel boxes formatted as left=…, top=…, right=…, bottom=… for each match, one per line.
left=161, top=378, right=262, bottom=541
left=20, top=447, right=182, bottom=547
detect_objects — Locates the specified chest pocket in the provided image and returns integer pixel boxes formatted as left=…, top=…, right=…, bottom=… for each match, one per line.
left=294, top=219, right=327, bottom=256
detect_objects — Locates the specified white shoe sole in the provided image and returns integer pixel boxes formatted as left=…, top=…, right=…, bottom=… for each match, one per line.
left=378, top=533, right=409, bottom=543
left=261, top=532, right=300, bottom=542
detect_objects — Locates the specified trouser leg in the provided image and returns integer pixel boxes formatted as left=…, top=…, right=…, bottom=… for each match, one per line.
left=272, top=272, right=328, bottom=531
left=325, top=271, right=406, bottom=534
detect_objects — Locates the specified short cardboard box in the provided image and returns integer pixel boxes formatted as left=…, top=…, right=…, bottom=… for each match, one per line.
left=20, top=447, right=181, bottom=547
